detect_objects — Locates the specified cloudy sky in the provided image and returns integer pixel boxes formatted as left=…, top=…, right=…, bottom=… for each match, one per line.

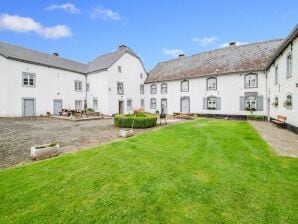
left=0, top=0, right=297, bottom=70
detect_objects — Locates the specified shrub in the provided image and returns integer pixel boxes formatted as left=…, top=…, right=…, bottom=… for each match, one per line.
left=87, top=108, right=94, bottom=112
left=114, top=114, right=157, bottom=128
left=247, top=115, right=265, bottom=121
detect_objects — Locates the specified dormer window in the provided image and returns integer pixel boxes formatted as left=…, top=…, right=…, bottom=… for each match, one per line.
left=150, top=84, right=157, bottom=94
left=161, top=83, right=168, bottom=94
left=117, top=82, right=124, bottom=95
left=245, top=73, right=257, bottom=88
left=181, top=80, right=189, bottom=92
left=286, top=54, right=292, bottom=78
left=207, top=77, right=217, bottom=90
left=118, top=66, right=122, bottom=73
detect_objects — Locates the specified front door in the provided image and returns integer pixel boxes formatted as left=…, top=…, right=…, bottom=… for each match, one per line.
left=161, top=99, right=167, bottom=114
left=119, top=101, right=124, bottom=114
left=181, top=97, right=190, bottom=113
left=53, top=100, right=63, bottom=115
left=23, top=98, right=35, bottom=116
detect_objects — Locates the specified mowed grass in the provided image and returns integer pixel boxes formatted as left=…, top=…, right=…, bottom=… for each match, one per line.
left=0, top=119, right=297, bottom=224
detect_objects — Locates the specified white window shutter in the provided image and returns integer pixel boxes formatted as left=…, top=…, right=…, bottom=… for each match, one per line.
left=240, top=96, right=244, bottom=111
left=257, top=95, right=264, bottom=111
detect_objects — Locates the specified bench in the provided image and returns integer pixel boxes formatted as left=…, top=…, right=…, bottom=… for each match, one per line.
left=272, top=115, right=287, bottom=128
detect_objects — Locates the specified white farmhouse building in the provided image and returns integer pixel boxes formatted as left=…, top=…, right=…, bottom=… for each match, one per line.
left=0, top=43, right=146, bottom=116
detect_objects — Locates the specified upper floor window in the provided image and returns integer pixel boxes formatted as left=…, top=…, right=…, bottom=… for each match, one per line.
left=75, top=100, right=82, bottom=110
left=150, top=98, right=156, bottom=109
left=150, top=84, right=157, bottom=94
left=245, top=73, right=257, bottom=88
left=22, top=72, right=36, bottom=87
left=74, top=80, right=82, bottom=91
left=127, top=99, right=132, bottom=110
left=286, top=54, right=292, bottom=78
left=140, top=84, right=144, bottom=94
left=207, top=77, right=217, bottom=90
left=118, top=66, right=122, bottom=73
left=274, top=65, right=278, bottom=85
left=117, top=82, right=124, bottom=95
left=207, top=97, right=217, bottom=110
left=140, top=73, right=143, bottom=79
left=181, top=80, right=189, bottom=92
left=161, top=83, right=168, bottom=94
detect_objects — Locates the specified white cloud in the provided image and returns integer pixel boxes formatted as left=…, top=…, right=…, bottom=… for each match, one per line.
left=162, top=48, right=184, bottom=58
left=90, top=7, right=121, bottom=21
left=192, top=37, right=218, bottom=46
left=220, top=41, right=248, bottom=48
left=0, top=14, right=72, bottom=39
left=46, top=3, right=81, bottom=14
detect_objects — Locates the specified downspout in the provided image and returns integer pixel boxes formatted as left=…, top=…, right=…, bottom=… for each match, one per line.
left=264, top=69, right=269, bottom=122
left=85, top=73, right=88, bottom=110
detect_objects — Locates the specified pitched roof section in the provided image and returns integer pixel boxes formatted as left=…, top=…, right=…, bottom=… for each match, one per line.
left=0, top=42, right=88, bottom=74
left=87, top=45, right=139, bottom=73
left=267, top=25, right=298, bottom=68
left=146, top=39, right=283, bottom=83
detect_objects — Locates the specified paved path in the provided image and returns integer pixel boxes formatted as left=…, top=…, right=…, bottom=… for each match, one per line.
left=249, top=120, right=298, bottom=158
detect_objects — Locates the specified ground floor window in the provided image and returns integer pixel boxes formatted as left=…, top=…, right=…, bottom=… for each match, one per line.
left=285, top=93, right=292, bottom=109
left=93, top=98, right=98, bottom=111
left=75, top=100, right=82, bottom=110
left=245, top=96, right=256, bottom=111
left=141, top=99, right=144, bottom=109
left=207, top=97, right=217, bottom=110
left=127, top=99, right=132, bottom=110
left=150, top=98, right=156, bottom=109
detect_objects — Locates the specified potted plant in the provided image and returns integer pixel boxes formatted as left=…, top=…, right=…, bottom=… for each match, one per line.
left=31, top=142, right=61, bottom=160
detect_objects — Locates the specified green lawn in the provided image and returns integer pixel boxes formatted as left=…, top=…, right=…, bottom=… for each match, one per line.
left=0, top=119, right=297, bottom=224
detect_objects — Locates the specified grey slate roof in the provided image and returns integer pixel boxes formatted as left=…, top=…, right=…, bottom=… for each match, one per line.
left=146, top=39, right=284, bottom=83
left=0, top=42, right=88, bottom=74
left=0, top=42, right=139, bottom=74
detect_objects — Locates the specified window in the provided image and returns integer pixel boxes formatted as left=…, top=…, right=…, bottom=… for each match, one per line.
left=86, top=83, right=90, bottom=91
left=74, top=80, right=82, bottom=91
left=181, top=80, right=189, bottom=92
left=150, top=84, right=157, bottom=94
left=207, top=77, right=217, bottom=90
left=207, top=97, right=217, bottom=110
left=22, top=72, right=35, bottom=87
left=245, top=73, right=257, bottom=88
left=285, top=93, right=292, bottom=109
left=273, top=96, right=278, bottom=107
left=161, top=83, right=168, bottom=94
left=245, top=96, right=257, bottom=111
left=274, top=65, right=278, bottom=85
left=140, top=84, right=144, bottom=94
left=117, top=82, right=124, bottom=95
left=140, top=73, right=143, bottom=79
left=286, top=54, right=292, bottom=78
left=118, top=66, right=122, bottom=73
left=141, top=99, right=144, bottom=108
left=127, top=99, right=132, bottom=110
left=75, top=100, right=82, bottom=110
left=93, top=98, right=98, bottom=111
left=150, top=98, right=156, bottom=109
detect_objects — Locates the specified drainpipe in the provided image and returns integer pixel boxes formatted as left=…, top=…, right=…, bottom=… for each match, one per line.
left=85, top=74, right=88, bottom=110
left=264, top=69, right=269, bottom=122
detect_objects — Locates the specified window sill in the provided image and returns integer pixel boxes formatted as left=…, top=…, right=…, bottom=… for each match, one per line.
left=22, top=85, right=36, bottom=88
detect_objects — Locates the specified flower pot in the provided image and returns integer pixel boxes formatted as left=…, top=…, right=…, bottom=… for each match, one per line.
left=31, top=143, right=61, bottom=160
left=119, top=129, right=134, bottom=138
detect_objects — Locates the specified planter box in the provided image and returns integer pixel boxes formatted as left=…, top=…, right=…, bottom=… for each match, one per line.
left=31, top=144, right=61, bottom=160
left=119, top=129, right=134, bottom=138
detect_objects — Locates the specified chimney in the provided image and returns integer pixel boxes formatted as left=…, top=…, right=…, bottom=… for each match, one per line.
left=53, top=52, right=59, bottom=56
left=229, top=42, right=236, bottom=46
left=118, top=45, right=128, bottom=51
left=179, top=54, right=185, bottom=58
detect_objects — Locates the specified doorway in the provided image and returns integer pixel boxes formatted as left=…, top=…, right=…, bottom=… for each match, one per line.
left=118, top=100, right=124, bottom=114
left=22, top=98, right=35, bottom=116
left=181, top=97, right=190, bottom=113
left=53, top=99, right=63, bottom=115
left=161, top=98, right=167, bottom=114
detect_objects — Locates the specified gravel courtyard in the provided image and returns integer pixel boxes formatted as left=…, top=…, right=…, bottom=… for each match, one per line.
left=0, top=117, right=149, bottom=169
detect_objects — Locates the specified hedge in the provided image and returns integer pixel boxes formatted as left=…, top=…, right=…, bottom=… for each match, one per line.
left=114, top=114, right=157, bottom=128
left=247, top=115, right=265, bottom=121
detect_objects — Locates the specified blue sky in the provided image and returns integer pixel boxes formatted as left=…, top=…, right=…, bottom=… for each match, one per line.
left=0, top=0, right=297, bottom=70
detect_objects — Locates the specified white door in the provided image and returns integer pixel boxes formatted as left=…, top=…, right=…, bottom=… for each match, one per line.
left=161, top=99, right=167, bottom=114
left=23, top=98, right=35, bottom=116
left=53, top=100, right=63, bottom=115
left=181, top=97, right=190, bottom=113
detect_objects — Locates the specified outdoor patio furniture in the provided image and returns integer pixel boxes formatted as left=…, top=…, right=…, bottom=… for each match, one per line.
left=272, top=115, right=287, bottom=128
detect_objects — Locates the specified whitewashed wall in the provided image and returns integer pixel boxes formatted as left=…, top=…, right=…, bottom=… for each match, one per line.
left=267, top=37, right=298, bottom=127
left=1, top=58, right=85, bottom=116
left=0, top=55, right=9, bottom=116
left=145, top=71, right=267, bottom=116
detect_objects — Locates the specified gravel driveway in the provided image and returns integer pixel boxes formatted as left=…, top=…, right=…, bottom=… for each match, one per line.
left=0, top=117, right=145, bottom=169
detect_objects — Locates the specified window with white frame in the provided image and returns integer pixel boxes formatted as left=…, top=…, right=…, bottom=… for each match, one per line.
left=117, top=82, right=124, bottom=95
left=161, top=83, right=167, bottom=94
left=207, top=97, right=217, bottom=110
left=22, top=72, right=36, bottom=87
left=245, top=96, right=256, bottom=111
left=141, top=99, right=144, bottom=108
left=140, top=84, right=144, bottom=94
left=86, top=83, right=90, bottom=91
left=181, top=80, right=189, bottom=92
left=245, top=74, right=257, bottom=88
left=207, top=77, right=217, bottom=90
left=74, top=80, right=82, bottom=91
left=273, top=96, right=278, bottom=107
left=93, top=98, right=98, bottom=111
left=150, top=98, right=156, bottom=109
left=274, top=65, right=278, bottom=85
left=127, top=99, right=132, bottom=110
left=285, top=93, right=292, bottom=108
left=140, top=73, right=143, bottom=79
left=118, top=66, right=122, bottom=73
left=75, top=100, right=82, bottom=110
left=150, top=84, right=157, bottom=94
left=286, top=54, right=292, bottom=78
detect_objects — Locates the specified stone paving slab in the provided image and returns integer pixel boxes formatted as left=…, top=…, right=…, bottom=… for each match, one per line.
left=249, top=120, right=298, bottom=158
